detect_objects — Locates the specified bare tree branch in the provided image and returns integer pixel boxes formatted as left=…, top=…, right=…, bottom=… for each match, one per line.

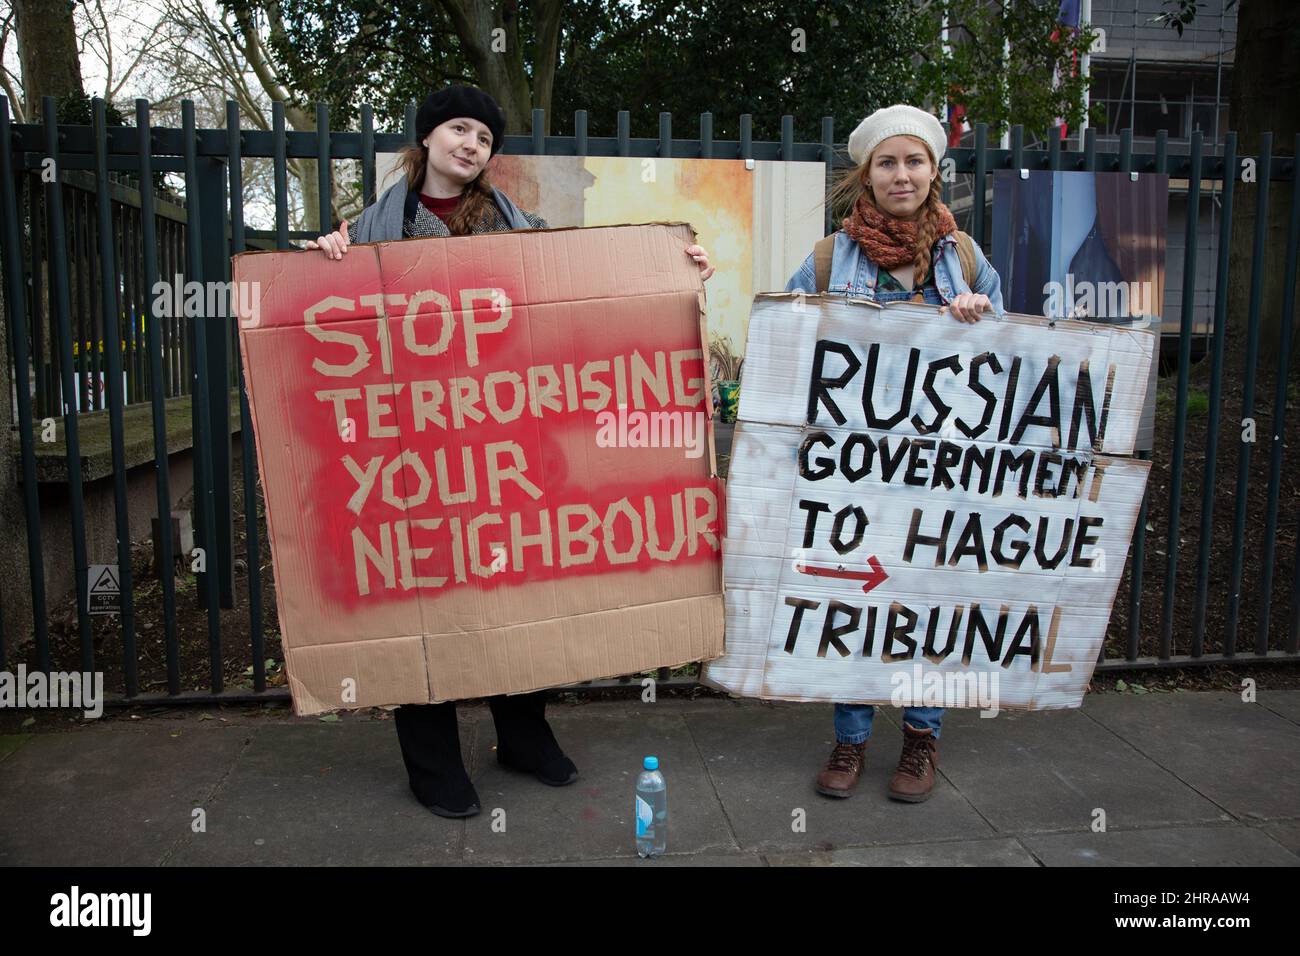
left=94, top=0, right=113, bottom=98
left=106, top=13, right=172, bottom=100
left=0, top=7, right=26, bottom=121
left=1, top=69, right=25, bottom=122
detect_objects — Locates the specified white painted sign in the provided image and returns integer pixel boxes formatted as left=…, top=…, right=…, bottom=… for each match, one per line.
left=702, top=296, right=1156, bottom=710
left=87, top=564, right=120, bottom=615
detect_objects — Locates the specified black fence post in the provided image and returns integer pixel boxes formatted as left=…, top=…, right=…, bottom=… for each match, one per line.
left=1224, top=133, right=1272, bottom=656
left=93, top=97, right=139, bottom=695
left=532, top=108, right=545, bottom=155
left=1254, top=134, right=1300, bottom=652
left=1160, top=130, right=1203, bottom=659
left=183, top=100, right=225, bottom=692
left=272, top=102, right=289, bottom=250
left=822, top=116, right=834, bottom=235
left=41, top=95, right=95, bottom=672
left=972, top=123, right=988, bottom=245
left=575, top=110, right=588, bottom=156
left=198, top=153, right=235, bottom=609
left=136, top=97, right=180, bottom=696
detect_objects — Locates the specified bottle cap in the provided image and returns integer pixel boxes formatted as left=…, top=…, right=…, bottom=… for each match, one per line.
left=643, top=756, right=659, bottom=771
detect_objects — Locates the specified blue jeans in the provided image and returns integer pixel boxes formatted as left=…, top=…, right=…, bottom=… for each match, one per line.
left=834, top=705, right=944, bottom=744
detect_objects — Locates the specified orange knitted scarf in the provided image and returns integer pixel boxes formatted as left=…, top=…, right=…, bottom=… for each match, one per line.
left=841, top=194, right=957, bottom=268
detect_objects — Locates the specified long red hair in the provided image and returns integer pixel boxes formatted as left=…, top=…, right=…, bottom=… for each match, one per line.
left=395, top=142, right=495, bottom=236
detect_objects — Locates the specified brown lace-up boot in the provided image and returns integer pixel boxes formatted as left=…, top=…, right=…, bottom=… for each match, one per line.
left=887, top=723, right=939, bottom=803
left=815, top=741, right=868, bottom=798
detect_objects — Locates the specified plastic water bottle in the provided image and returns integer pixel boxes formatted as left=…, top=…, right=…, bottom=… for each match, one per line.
left=635, top=755, right=668, bottom=858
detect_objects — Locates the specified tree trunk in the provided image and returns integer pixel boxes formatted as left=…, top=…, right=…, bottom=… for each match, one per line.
left=529, top=0, right=564, bottom=133
left=438, top=0, right=562, bottom=135
left=1224, top=0, right=1300, bottom=378
left=0, top=263, right=35, bottom=654
left=12, top=0, right=85, bottom=115
left=6, top=0, right=79, bottom=653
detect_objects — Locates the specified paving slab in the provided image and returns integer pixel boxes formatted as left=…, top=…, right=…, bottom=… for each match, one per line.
left=462, top=703, right=738, bottom=864
left=1259, top=689, right=1300, bottom=727
left=1082, top=691, right=1300, bottom=821
left=1021, top=824, right=1300, bottom=866
left=0, top=734, right=31, bottom=762
left=684, top=700, right=995, bottom=853
left=167, top=720, right=467, bottom=865
left=765, top=836, right=1039, bottom=866
left=540, top=852, right=766, bottom=867
left=1254, top=820, right=1300, bottom=856
left=0, top=725, right=247, bottom=866
left=933, top=704, right=1227, bottom=834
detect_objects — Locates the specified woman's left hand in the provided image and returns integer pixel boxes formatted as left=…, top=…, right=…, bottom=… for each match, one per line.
left=685, top=244, right=715, bottom=281
left=941, top=292, right=993, bottom=323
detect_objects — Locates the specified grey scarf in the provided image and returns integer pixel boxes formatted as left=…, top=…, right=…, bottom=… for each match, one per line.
left=351, top=175, right=535, bottom=243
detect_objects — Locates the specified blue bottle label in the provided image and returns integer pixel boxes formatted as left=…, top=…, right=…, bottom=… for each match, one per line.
left=636, top=795, right=653, bottom=837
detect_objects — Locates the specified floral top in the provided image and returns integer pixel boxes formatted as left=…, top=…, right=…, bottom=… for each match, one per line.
left=875, top=262, right=935, bottom=296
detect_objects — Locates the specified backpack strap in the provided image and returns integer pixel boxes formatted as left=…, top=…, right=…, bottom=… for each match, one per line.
left=816, top=230, right=978, bottom=294
left=813, top=233, right=836, bottom=293
left=953, top=230, right=978, bottom=290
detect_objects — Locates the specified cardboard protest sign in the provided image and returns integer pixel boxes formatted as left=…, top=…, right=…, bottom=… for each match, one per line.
left=233, top=223, right=724, bottom=715
left=701, top=297, right=1156, bottom=710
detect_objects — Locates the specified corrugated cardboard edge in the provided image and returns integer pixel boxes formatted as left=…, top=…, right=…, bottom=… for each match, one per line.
left=289, top=593, right=725, bottom=715
left=754, top=293, right=1162, bottom=337
left=693, top=672, right=1086, bottom=712
left=229, top=221, right=702, bottom=262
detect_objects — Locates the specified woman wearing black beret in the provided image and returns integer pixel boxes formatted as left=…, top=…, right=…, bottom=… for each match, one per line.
left=306, top=85, right=714, bottom=818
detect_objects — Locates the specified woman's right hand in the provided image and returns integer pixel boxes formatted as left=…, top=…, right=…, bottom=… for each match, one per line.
left=305, top=218, right=350, bottom=259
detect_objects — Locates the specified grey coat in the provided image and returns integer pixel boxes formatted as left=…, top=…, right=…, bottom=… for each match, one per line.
left=347, top=174, right=546, bottom=244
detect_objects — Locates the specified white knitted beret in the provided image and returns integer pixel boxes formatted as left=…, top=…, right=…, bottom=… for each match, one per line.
left=847, top=105, right=946, bottom=167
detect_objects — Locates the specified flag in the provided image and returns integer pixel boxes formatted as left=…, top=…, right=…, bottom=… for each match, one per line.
left=1051, top=0, right=1082, bottom=140
left=947, top=84, right=969, bottom=148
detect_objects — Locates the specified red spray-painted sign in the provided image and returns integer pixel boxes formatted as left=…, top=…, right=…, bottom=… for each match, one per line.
left=234, top=225, right=723, bottom=618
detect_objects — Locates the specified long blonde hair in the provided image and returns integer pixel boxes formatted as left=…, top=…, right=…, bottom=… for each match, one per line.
left=827, top=136, right=948, bottom=289
left=395, top=142, right=496, bottom=236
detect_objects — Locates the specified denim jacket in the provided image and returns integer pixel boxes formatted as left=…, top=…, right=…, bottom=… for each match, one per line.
left=784, top=231, right=1006, bottom=316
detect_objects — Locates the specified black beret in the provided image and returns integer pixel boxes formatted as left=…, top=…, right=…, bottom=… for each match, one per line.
left=415, top=85, right=507, bottom=156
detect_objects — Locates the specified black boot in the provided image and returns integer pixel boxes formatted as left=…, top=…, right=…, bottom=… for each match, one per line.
left=489, top=691, right=578, bottom=786
left=393, top=701, right=480, bottom=817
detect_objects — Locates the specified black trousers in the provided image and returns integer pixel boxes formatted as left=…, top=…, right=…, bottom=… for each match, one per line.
left=393, top=691, right=549, bottom=791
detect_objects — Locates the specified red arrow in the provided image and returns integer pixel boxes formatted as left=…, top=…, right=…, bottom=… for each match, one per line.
left=795, top=555, right=889, bottom=593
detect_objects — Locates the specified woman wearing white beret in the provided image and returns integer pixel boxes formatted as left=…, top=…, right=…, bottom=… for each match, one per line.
left=784, top=103, right=1005, bottom=804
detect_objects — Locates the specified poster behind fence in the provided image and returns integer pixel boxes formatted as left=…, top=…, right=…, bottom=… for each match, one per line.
left=375, top=152, right=826, bottom=376
left=701, top=297, right=1157, bottom=710
left=233, top=223, right=724, bottom=715
left=990, top=170, right=1168, bottom=451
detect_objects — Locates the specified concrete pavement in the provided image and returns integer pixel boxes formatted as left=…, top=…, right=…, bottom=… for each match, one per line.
left=1, top=690, right=1297, bottom=866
